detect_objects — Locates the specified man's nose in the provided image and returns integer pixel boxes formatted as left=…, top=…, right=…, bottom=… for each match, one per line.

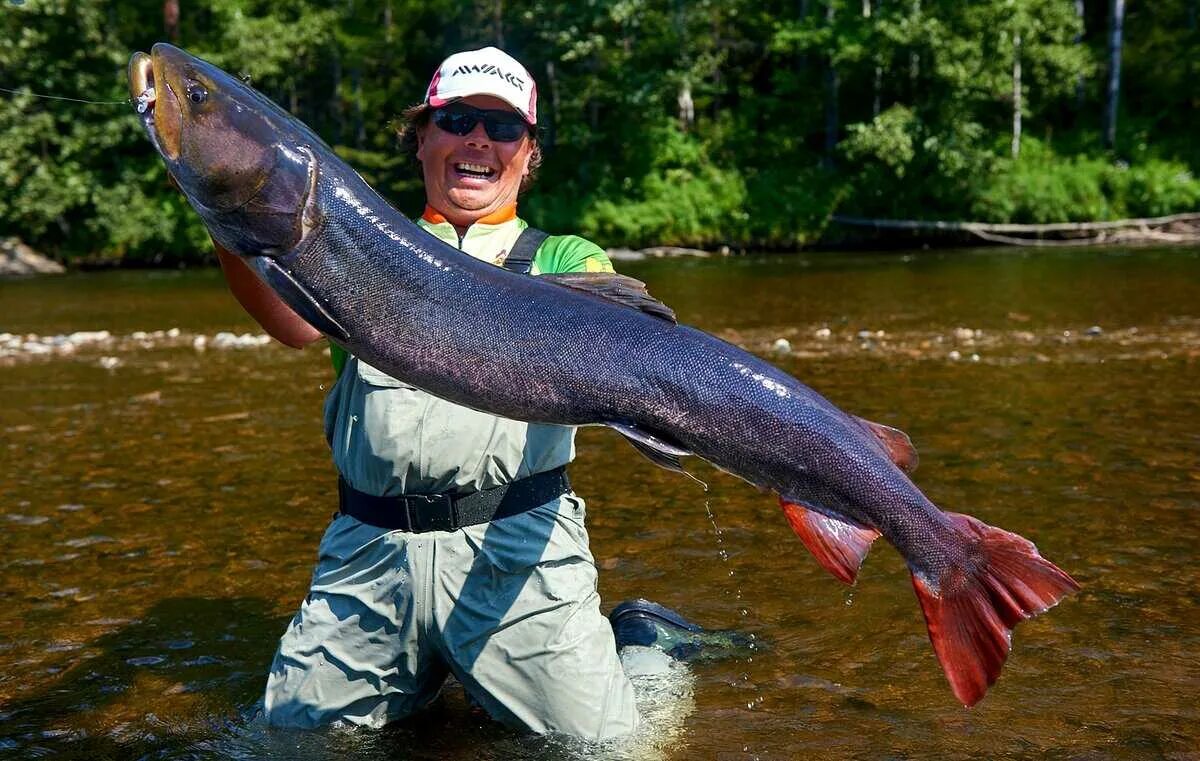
left=464, top=121, right=490, bottom=148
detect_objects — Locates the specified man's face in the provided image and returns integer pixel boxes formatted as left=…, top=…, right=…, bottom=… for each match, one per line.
left=416, top=94, right=533, bottom=226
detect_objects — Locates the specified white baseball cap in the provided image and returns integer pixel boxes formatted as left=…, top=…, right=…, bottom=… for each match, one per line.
left=424, top=46, right=538, bottom=125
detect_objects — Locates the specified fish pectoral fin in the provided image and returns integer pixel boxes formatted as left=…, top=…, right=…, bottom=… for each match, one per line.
left=540, top=273, right=677, bottom=323
left=249, top=257, right=350, bottom=342
left=853, top=416, right=919, bottom=473
left=607, top=422, right=692, bottom=472
left=778, top=498, right=881, bottom=585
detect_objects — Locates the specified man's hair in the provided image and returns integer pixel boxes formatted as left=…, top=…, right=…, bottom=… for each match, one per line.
left=395, top=103, right=543, bottom=193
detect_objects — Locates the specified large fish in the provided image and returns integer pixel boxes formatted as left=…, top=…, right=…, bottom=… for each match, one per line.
left=129, top=43, right=1078, bottom=706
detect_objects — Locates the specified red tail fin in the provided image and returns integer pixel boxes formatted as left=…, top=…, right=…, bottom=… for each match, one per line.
left=911, top=512, right=1079, bottom=706
left=780, top=499, right=881, bottom=585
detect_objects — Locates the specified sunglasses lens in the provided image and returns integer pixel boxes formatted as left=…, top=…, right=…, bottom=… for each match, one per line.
left=433, top=109, right=477, bottom=136
left=432, top=106, right=528, bottom=142
left=485, top=120, right=526, bottom=142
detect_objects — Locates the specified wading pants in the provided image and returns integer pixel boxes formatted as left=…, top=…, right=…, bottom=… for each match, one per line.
left=262, top=493, right=639, bottom=740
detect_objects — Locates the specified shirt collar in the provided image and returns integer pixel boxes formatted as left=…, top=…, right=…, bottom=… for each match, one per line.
left=421, top=203, right=518, bottom=227
left=416, top=203, right=524, bottom=263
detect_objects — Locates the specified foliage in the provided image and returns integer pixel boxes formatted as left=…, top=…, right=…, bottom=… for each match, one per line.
left=971, top=139, right=1200, bottom=222
left=0, top=0, right=1197, bottom=262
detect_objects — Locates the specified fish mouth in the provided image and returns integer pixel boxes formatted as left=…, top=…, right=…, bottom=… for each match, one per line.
left=128, top=48, right=182, bottom=161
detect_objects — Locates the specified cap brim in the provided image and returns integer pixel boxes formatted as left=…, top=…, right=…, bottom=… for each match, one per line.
left=427, top=89, right=535, bottom=125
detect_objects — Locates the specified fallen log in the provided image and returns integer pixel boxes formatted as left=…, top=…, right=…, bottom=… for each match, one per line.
left=831, top=212, right=1200, bottom=246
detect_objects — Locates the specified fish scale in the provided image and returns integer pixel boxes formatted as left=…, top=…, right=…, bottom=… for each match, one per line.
left=131, top=42, right=1079, bottom=708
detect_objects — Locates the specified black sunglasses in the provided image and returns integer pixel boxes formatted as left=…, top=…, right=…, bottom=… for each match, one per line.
left=430, top=103, right=530, bottom=143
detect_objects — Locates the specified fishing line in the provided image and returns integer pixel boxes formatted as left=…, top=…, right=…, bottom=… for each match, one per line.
left=0, top=86, right=130, bottom=106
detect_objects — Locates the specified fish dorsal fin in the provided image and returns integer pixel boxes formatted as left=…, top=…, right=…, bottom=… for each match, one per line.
left=607, top=421, right=691, bottom=472
left=541, top=273, right=677, bottom=323
left=853, top=416, right=919, bottom=473
left=779, top=498, right=881, bottom=585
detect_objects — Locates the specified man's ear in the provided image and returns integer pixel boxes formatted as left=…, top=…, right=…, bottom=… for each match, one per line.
left=415, top=127, right=426, bottom=161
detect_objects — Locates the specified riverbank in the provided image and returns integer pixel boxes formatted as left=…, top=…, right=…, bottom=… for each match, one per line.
left=7, top=212, right=1200, bottom=276
left=0, top=238, right=64, bottom=277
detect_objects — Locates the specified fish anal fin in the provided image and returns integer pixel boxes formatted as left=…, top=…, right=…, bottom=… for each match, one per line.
left=779, top=498, right=880, bottom=585
left=912, top=511, right=1080, bottom=707
left=541, top=273, right=677, bottom=323
left=854, top=415, right=919, bottom=473
left=607, top=421, right=691, bottom=472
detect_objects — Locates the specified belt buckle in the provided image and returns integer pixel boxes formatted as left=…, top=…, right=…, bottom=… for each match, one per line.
left=405, top=493, right=457, bottom=533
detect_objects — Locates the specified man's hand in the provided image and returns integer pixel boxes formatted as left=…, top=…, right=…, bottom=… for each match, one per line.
left=214, top=242, right=323, bottom=349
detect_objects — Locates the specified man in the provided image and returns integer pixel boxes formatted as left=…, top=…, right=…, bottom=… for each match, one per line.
left=215, top=47, right=702, bottom=739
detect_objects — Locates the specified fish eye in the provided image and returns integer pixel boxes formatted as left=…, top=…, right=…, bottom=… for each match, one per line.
left=186, top=81, right=208, bottom=104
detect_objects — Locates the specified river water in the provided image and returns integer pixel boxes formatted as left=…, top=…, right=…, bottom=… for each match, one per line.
left=1, top=247, right=1197, bottom=759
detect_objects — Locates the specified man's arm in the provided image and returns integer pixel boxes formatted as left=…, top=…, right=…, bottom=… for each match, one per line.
left=215, top=243, right=323, bottom=349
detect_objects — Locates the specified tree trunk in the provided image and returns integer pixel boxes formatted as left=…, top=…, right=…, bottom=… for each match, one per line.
left=1103, top=0, right=1124, bottom=150
left=910, top=0, right=921, bottom=89
left=865, top=0, right=881, bottom=117
left=1074, top=0, right=1086, bottom=110
left=163, top=0, right=179, bottom=43
left=330, top=47, right=343, bottom=147
left=711, top=7, right=722, bottom=117
left=824, top=1, right=839, bottom=167
left=544, top=60, right=560, bottom=149
left=1012, top=32, right=1022, bottom=159
left=678, top=79, right=695, bottom=131
left=353, top=67, right=365, bottom=150
left=1187, top=0, right=1196, bottom=100
left=798, top=0, right=810, bottom=70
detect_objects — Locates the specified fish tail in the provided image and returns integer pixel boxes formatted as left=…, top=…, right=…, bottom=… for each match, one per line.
left=910, top=512, right=1079, bottom=707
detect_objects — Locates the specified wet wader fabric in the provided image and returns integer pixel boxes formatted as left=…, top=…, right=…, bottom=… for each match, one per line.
left=264, top=215, right=636, bottom=738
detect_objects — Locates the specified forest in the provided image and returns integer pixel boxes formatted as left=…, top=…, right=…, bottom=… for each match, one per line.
left=1, top=0, right=1198, bottom=263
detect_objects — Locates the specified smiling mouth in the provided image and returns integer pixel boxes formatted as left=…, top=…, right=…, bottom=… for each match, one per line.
left=454, top=162, right=495, bottom=180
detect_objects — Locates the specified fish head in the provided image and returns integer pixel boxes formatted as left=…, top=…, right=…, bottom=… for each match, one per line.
left=129, top=43, right=320, bottom=256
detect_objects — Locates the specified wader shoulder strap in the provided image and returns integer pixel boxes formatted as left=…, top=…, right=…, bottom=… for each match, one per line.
left=503, top=227, right=549, bottom=274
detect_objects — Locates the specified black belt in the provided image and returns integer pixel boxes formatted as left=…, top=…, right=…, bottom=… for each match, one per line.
left=337, top=466, right=571, bottom=533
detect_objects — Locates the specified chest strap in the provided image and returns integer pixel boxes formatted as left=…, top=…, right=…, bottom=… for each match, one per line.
left=502, top=227, right=549, bottom=274
left=337, top=466, right=570, bottom=533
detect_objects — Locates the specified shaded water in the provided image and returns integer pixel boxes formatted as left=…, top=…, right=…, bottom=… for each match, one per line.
left=1, top=247, right=1198, bottom=759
